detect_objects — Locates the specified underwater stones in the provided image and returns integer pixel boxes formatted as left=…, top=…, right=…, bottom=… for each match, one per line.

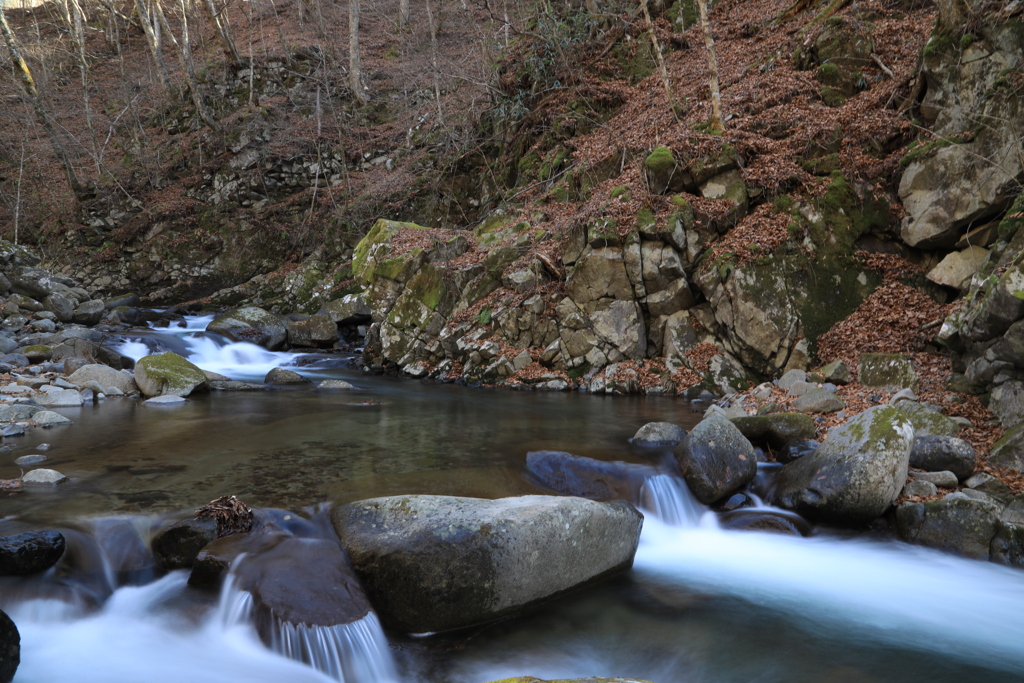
left=910, top=436, right=976, bottom=481
left=68, top=364, right=138, bottom=395
left=331, top=495, right=643, bottom=633
left=730, top=413, right=817, bottom=450
left=630, top=422, right=686, bottom=448
left=207, top=306, right=289, bottom=350
left=674, top=415, right=757, bottom=505
left=133, top=353, right=209, bottom=398
left=525, top=451, right=658, bottom=500
left=770, top=405, right=914, bottom=524
left=0, top=530, right=65, bottom=575
left=0, top=608, right=18, bottom=683
left=895, top=493, right=1001, bottom=560
left=144, top=395, right=186, bottom=405
left=152, top=518, right=221, bottom=571
left=857, top=353, right=920, bottom=392
left=264, top=367, right=310, bottom=385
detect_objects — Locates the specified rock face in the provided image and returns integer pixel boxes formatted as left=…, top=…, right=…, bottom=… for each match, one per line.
left=674, top=416, right=757, bottom=505
left=0, top=608, right=18, bottom=683
left=151, top=518, right=219, bottom=570
left=133, top=353, right=209, bottom=397
left=331, top=495, right=643, bottom=633
left=0, top=530, right=65, bottom=575
left=770, top=406, right=914, bottom=524
left=525, top=451, right=658, bottom=501
left=207, top=306, right=289, bottom=350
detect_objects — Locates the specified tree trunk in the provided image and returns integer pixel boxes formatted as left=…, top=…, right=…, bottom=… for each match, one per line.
left=349, top=0, right=368, bottom=101
left=696, top=0, right=724, bottom=133
left=0, top=8, right=88, bottom=202
left=639, top=0, right=680, bottom=123
left=69, top=0, right=99, bottom=163
left=425, top=0, right=443, bottom=121
left=201, top=0, right=240, bottom=66
left=398, top=0, right=410, bottom=28
left=155, top=0, right=220, bottom=130
left=133, top=0, right=173, bottom=92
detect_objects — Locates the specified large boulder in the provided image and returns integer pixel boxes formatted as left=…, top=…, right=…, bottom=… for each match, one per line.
left=525, top=451, right=659, bottom=501
left=0, top=530, right=65, bottom=575
left=33, top=388, right=83, bottom=407
left=895, top=493, right=1001, bottom=560
left=674, top=415, right=757, bottom=505
left=0, top=608, right=18, bottom=683
left=68, top=364, right=138, bottom=394
left=893, top=401, right=960, bottom=437
left=207, top=306, right=289, bottom=350
left=331, top=495, right=643, bottom=633
left=50, top=337, right=135, bottom=370
left=285, top=315, right=339, bottom=347
left=769, top=405, right=914, bottom=524
left=133, top=353, right=209, bottom=397
left=318, top=294, right=372, bottom=325
left=629, top=422, right=686, bottom=447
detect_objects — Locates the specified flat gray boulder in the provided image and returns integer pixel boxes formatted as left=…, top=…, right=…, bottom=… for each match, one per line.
left=331, top=495, right=643, bottom=633
left=206, top=306, right=288, bottom=350
left=674, top=415, right=757, bottom=504
left=770, top=405, right=914, bottom=524
left=68, top=364, right=137, bottom=394
left=32, top=389, right=83, bottom=408
left=32, top=411, right=73, bottom=427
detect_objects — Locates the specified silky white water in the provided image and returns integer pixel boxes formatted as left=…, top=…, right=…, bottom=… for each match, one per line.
left=116, top=314, right=301, bottom=380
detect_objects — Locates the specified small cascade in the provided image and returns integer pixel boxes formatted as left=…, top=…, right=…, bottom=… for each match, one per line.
left=216, top=560, right=399, bottom=683
left=638, top=474, right=705, bottom=528
left=269, top=612, right=398, bottom=683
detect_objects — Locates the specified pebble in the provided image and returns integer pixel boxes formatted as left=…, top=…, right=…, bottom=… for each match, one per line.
left=318, top=379, right=355, bottom=390
left=14, top=454, right=47, bottom=466
left=910, top=470, right=958, bottom=488
left=1, top=425, right=25, bottom=437
left=37, top=443, right=52, bottom=451
left=903, top=479, right=938, bottom=497
left=21, top=468, right=68, bottom=485
left=144, top=395, right=186, bottom=406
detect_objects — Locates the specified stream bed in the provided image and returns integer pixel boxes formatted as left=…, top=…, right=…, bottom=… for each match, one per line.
left=1, top=320, right=1024, bottom=682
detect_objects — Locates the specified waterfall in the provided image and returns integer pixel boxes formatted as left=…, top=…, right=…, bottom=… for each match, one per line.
left=216, top=561, right=399, bottom=683
left=638, top=473, right=706, bottom=528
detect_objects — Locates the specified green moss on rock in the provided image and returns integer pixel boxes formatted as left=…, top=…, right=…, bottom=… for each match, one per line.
left=134, top=352, right=209, bottom=397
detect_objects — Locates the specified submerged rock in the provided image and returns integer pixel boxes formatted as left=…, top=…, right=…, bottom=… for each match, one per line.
left=525, top=450, right=658, bottom=501
left=0, top=608, right=18, bottom=683
left=331, top=495, right=643, bottom=633
left=133, top=353, right=209, bottom=397
left=317, top=379, right=354, bottom=390
left=770, top=405, right=914, bottom=524
left=674, top=415, right=757, bottom=505
left=152, top=518, right=219, bottom=570
left=0, top=530, right=65, bottom=575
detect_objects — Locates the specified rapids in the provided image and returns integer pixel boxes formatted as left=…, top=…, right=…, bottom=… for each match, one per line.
left=1, top=316, right=1023, bottom=682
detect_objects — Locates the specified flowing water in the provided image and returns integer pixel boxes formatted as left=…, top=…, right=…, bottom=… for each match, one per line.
left=2, top=318, right=1024, bottom=682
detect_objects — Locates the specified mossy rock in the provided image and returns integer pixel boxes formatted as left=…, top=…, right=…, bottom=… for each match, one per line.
left=134, top=353, right=209, bottom=398
left=645, top=146, right=689, bottom=193
left=19, top=345, right=52, bottom=363
left=352, top=219, right=430, bottom=285
left=588, top=217, right=620, bottom=247
left=894, top=401, right=960, bottom=438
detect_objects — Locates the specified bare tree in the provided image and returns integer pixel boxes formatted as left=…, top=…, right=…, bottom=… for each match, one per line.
left=425, top=0, right=443, bottom=122
left=398, top=0, right=410, bottom=29
left=696, top=0, right=723, bottom=133
left=638, top=0, right=680, bottom=123
left=134, top=0, right=174, bottom=92
left=202, top=0, right=240, bottom=66
left=349, top=0, right=367, bottom=101
left=1, top=7, right=88, bottom=201
left=154, top=0, right=221, bottom=130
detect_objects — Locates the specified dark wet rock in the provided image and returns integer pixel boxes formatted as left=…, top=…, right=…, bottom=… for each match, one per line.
left=207, top=306, right=288, bottom=350
left=231, top=534, right=373, bottom=642
left=210, top=380, right=267, bottom=391
left=285, top=315, right=339, bottom=348
left=72, top=300, right=105, bottom=326
left=331, top=494, right=643, bottom=633
left=990, top=523, right=1024, bottom=568
left=0, top=530, right=65, bottom=575
left=151, top=518, right=219, bottom=570
left=776, top=439, right=818, bottom=464
left=189, top=534, right=258, bottom=589
left=526, top=451, right=658, bottom=501
left=318, top=294, right=371, bottom=325
left=718, top=493, right=753, bottom=512
left=674, top=416, right=757, bottom=505
left=264, top=367, right=310, bottom=385
left=104, top=294, right=141, bottom=310
left=730, top=413, right=817, bottom=450
left=770, top=405, right=913, bottom=524
left=909, top=436, right=976, bottom=481
left=629, top=422, right=686, bottom=447
left=895, top=493, right=1001, bottom=560
left=718, top=509, right=811, bottom=536
left=0, top=608, right=18, bottom=683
